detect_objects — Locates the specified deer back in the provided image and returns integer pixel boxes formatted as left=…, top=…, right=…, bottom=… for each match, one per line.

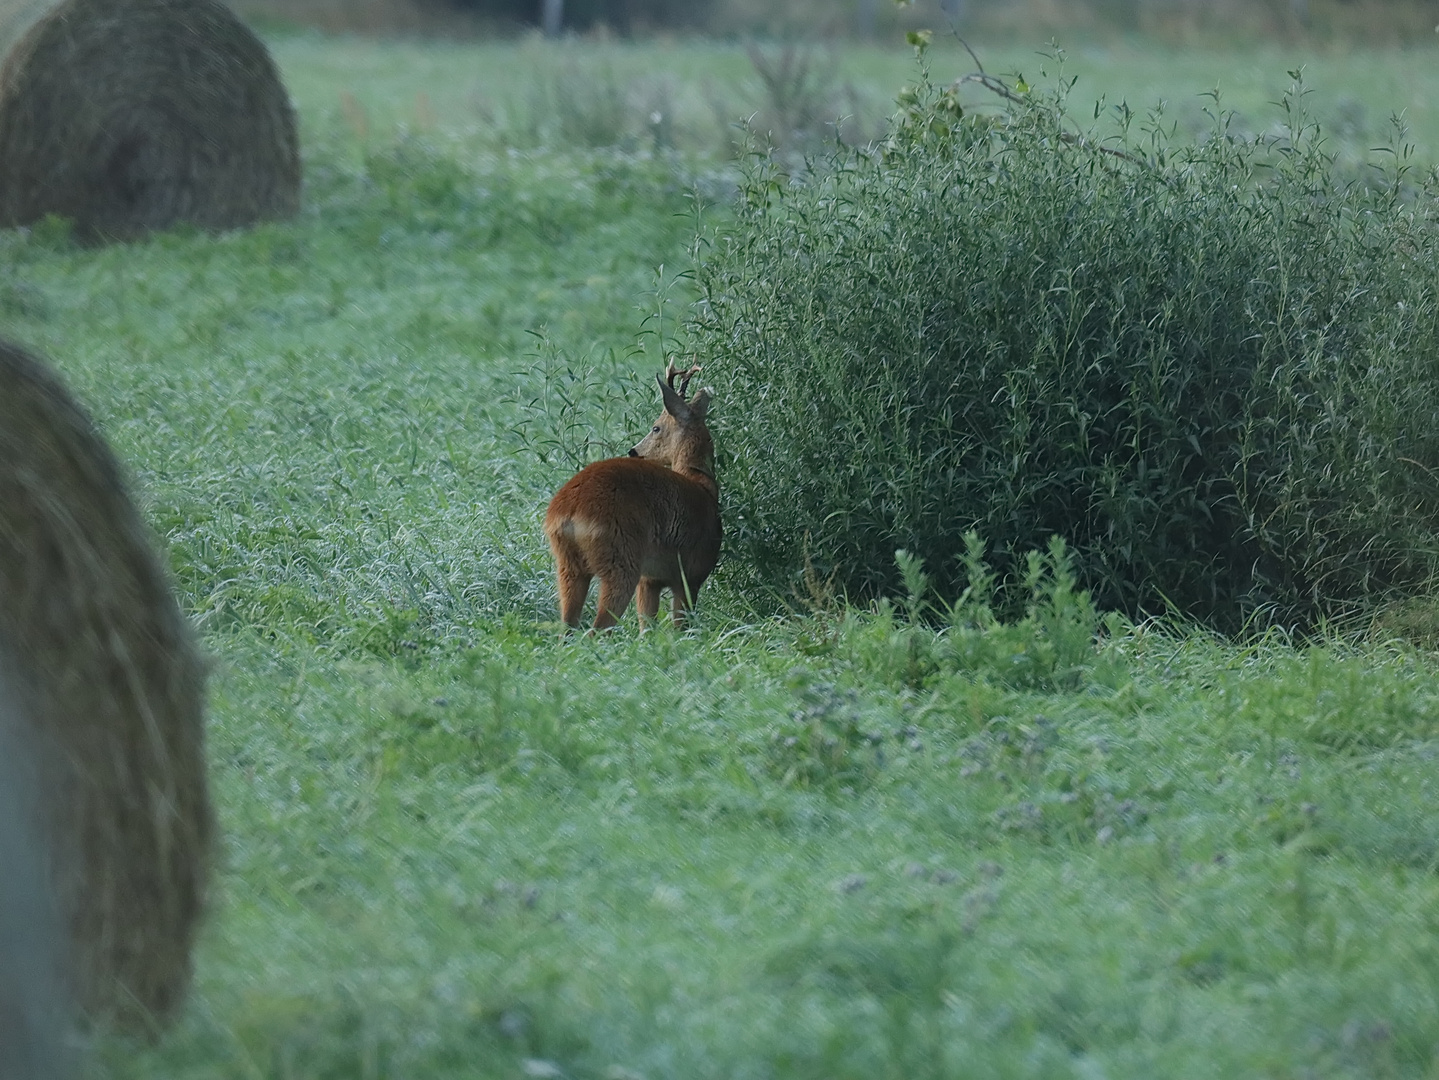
left=545, top=362, right=720, bottom=580
left=547, top=457, right=718, bottom=572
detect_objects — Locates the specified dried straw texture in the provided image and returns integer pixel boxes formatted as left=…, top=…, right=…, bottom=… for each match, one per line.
left=0, top=0, right=300, bottom=240
left=0, top=339, right=212, bottom=1031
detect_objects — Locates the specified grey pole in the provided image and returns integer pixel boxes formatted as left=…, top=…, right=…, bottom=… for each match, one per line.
left=857, top=0, right=877, bottom=38
left=542, top=0, right=564, bottom=36
left=0, top=662, right=74, bottom=1080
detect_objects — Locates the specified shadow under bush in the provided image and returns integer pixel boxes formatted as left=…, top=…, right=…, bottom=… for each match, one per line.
left=691, top=56, right=1439, bottom=629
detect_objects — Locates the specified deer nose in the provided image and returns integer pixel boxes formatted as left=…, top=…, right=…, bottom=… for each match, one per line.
left=628, top=448, right=639, bottom=457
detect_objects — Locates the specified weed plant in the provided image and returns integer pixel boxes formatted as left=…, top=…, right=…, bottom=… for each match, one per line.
left=693, top=49, right=1439, bottom=628
left=831, top=536, right=1106, bottom=695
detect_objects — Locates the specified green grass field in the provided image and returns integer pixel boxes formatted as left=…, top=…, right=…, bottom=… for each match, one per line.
left=7, top=29, right=1439, bottom=1080
left=272, top=33, right=1439, bottom=164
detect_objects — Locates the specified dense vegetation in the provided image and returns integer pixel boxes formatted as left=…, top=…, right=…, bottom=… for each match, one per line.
left=2, top=32, right=1438, bottom=1080
left=696, top=52, right=1439, bottom=628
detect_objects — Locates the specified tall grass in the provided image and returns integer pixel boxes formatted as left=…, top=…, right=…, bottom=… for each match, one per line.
left=692, top=49, right=1439, bottom=628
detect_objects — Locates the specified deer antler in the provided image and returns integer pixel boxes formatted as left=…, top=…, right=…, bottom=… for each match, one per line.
left=665, top=358, right=703, bottom=399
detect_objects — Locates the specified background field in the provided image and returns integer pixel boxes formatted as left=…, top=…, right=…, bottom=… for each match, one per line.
left=223, top=0, right=1439, bottom=44
left=5, top=23, right=1439, bottom=1079
left=274, top=34, right=1439, bottom=164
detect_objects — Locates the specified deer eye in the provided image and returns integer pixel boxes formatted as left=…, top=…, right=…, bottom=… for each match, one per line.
left=652, top=425, right=661, bottom=433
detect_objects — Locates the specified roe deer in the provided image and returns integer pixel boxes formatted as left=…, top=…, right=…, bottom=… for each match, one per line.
left=544, top=362, right=720, bottom=632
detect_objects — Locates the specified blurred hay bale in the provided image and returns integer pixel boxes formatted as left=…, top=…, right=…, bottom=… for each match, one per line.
left=0, top=338, right=212, bottom=1031
left=0, top=0, right=54, bottom=58
left=0, top=0, right=300, bottom=240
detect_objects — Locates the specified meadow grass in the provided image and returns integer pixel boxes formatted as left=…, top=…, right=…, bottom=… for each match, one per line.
left=270, top=33, right=1439, bottom=163
left=1, top=29, right=1436, bottom=1080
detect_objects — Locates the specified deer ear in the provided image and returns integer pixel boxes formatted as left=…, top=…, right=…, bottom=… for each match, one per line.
left=657, top=371, right=690, bottom=420
left=689, top=387, right=712, bottom=421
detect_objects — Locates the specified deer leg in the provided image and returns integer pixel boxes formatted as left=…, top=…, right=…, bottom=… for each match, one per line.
left=636, top=578, right=662, bottom=630
left=556, top=565, right=591, bottom=630
left=593, top=569, right=641, bottom=631
left=670, top=564, right=701, bottom=630
left=671, top=578, right=705, bottom=630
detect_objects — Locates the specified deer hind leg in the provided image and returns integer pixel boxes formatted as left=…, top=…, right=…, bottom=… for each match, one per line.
left=593, top=568, right=642, bottom=631
left=669, top=563, right=709, bottom=630
left=670, top=576, right=700, bottom=630
left=636, top=578, right=663, bottom=631
left=556, top=563, right=591, bottom=630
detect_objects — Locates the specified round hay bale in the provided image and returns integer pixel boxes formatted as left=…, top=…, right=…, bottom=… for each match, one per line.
left=0, top=0, right=300, bottom=239
left=0, top=0, right=54, bottom=59
left=0, top=338, right=212, bottom=1031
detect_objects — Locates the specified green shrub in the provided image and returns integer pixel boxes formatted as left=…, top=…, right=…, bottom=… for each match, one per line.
left=691, top=55, right=1439, bottom=628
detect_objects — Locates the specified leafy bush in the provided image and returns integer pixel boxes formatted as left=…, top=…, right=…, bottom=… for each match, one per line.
left=691, top=55, right=1439, bottom=628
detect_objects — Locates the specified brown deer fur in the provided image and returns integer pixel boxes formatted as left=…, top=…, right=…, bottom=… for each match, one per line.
left=544, top=363, right=720, bottom=631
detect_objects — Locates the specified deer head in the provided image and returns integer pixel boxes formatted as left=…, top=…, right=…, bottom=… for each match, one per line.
left=629, top=360, right=713, bottom=475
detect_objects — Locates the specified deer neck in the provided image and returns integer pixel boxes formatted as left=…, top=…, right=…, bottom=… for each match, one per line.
left=671, top=450, right=717, bottom=498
